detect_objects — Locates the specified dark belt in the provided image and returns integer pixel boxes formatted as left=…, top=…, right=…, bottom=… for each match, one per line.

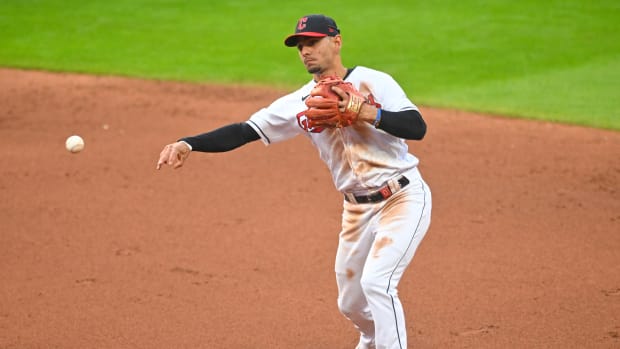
left=344, top=176, right=410, bottom=204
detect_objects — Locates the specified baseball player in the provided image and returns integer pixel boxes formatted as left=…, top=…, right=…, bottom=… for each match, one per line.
left=157, top=14, right=432, bottom=349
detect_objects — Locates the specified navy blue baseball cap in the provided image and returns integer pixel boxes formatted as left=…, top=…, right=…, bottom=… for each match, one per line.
left=284, top=14, right=340, bottom=47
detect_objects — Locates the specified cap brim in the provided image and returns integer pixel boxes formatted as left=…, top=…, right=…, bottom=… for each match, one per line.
left=284, top=32, right=328, bottom=47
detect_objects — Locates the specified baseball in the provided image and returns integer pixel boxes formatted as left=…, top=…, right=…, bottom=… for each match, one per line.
left=65, top=135, right=85, bottom=153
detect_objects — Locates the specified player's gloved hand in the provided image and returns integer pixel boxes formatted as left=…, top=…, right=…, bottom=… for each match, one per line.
left=304, top=76, right=381, bottom=129
left=156, top=141, right=191, bottom=170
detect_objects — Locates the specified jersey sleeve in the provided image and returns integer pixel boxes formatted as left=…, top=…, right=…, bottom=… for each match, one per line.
left=377, top=75, right=418, bottom=112
left=355, top=68, right=418, bottom=113
left=246, top=92, right=305, bottom=145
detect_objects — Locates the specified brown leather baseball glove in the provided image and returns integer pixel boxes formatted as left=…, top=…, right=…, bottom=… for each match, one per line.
left=303, top=76, right=379, bottom=129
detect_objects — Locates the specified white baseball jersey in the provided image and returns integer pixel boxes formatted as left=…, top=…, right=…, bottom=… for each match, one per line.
left=247, top=66, right=420, bottom=194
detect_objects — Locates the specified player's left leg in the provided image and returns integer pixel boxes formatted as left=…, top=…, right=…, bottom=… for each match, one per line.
left=360, top=177, right=432, bottom=349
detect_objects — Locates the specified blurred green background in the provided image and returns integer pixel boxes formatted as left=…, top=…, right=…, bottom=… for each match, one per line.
left=1, top=0, right=618, bottom=129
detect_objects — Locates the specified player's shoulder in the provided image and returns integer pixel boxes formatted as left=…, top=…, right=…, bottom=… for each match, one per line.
left=348, top=66, right=398, bottom=86
left=290, top=79, right=316, bottom=98
left=349, top=66, right=393, bottom=79
left=268, top=79, right=315, bottom=108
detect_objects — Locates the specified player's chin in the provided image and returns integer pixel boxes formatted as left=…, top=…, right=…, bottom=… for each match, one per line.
left=306, top=64, right=321, bottom=74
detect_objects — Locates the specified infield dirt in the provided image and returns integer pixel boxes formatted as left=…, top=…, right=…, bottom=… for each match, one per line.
left=1, top=68, right=619, bottom=348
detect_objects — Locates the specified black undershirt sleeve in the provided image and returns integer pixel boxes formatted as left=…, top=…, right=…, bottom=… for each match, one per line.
left=178, top=109, right=423, bottom=152
left=179, top=122, right=260, bottom=152
left=376, top=109, right=427, bottom=140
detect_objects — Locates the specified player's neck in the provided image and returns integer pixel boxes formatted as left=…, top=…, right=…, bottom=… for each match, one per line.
left=315, top=65, right=348, bottom=81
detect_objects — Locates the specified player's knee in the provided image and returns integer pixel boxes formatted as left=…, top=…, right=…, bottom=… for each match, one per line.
left=337, top=297, right=356, bottom=317
left=337, top=296, right=365, bottom=317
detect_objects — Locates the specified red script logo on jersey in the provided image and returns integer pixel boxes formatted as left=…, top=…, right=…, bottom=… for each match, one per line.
left=296, top=111, right=325, bottom=133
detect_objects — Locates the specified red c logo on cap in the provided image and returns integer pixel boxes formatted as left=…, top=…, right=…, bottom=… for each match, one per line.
left=297, top=17, right=308, bottom=30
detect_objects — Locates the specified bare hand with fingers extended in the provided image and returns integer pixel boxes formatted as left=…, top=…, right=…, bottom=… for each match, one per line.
left=156, top=141, right=191, bottom=170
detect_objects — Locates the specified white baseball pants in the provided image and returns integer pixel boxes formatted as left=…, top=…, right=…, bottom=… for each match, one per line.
left=335, top=170, right=432, bottom=349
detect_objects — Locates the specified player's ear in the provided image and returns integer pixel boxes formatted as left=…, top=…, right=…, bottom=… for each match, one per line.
left=332, top=35, right=342, bottom=49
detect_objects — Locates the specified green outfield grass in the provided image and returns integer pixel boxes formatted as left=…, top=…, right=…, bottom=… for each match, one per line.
left=1, top=0, right=618, bottom=130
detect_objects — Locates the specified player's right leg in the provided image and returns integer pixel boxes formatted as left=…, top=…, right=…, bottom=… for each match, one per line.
left=335, top=201, right=379, bottom=348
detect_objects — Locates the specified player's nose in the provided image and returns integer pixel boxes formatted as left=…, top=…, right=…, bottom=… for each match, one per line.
left=299, top=44, right=312, bottom=55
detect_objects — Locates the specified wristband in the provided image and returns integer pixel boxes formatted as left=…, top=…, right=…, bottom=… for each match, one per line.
left=178, top=140, right=193, bottom=151
left=373, top=109, right=382, bottom=128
